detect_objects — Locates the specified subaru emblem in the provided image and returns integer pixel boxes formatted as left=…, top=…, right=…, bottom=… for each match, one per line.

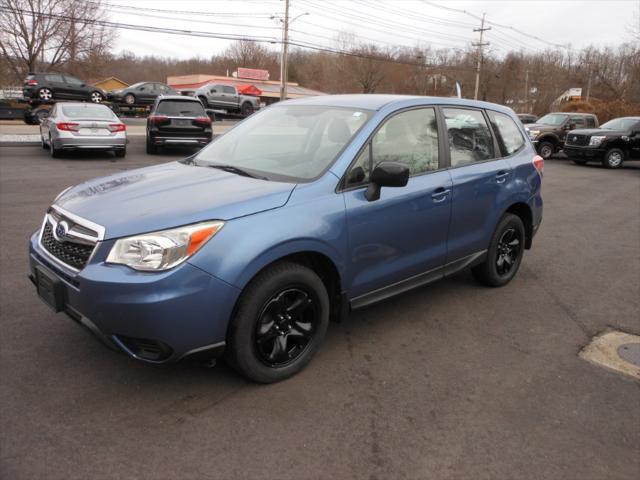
left=54, top=221, right=69, bottom=241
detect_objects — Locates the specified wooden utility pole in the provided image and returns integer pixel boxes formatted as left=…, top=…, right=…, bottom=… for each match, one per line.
left=279, top=0, right=290, bottom=101
left=473, top=13, right=490, bottom=100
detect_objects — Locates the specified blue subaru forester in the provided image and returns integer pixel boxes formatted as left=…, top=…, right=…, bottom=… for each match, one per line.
left=29, top=95, right=543, bottom=383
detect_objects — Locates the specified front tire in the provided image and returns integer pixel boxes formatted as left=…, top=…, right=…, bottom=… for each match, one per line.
left=472, top=213, right=525, bottom=287
left=124, top=93, right=135, bottom=105
left=602, top=148, right=624, bottom=169
left=537, top=141, right=554, bottom=159
left=226, top=262, right=330, bottom=383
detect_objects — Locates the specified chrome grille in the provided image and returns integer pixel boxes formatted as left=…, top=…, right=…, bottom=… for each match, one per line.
left=39, top=207, right=103, bottom=272
left=566, top=134, right=590, bottom=146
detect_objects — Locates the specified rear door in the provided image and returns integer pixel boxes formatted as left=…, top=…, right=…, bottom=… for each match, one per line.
left=43, top=74, right=67, bottom=98
left=443, top=106, right=511, bottom=264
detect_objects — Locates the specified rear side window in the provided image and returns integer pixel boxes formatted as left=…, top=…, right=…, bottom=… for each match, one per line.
left=487, top=111, right=525, bottom=156
left=443, top=108, right=495, bottom=166
left=44, top=74, right=63, bottom=83
left=64, top=76, right=83, bottom=86
left=156, top=100, right=205, bottom=116
left=570, top=116, right=586, bottom=128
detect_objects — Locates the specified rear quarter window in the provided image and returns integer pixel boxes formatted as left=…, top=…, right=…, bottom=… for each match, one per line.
left=156, top=101, right=205, bottom=116
left=487, top=111, right=525, bottom=156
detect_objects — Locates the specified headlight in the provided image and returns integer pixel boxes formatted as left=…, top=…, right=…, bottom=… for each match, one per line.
left=106, top=221, right=224, bottom=271
left=528, top=130, right=540, bottom=138
left=589, top=136, right=606, bottom=146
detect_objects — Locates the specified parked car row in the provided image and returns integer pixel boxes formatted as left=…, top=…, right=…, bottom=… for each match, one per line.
left=37, top=96, right=214, bottom=159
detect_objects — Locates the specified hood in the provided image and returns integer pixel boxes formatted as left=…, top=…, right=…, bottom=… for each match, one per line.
left=526, top=123, right=556, bottom=132
left=55, top=162, right=296, bottom=239
left=568, top=128, right=625, bottom=136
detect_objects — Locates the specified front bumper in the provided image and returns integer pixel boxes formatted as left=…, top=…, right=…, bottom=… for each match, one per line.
left=29, top=231, right=240, bottom=364
left=563, top=146, right=605, bottom=159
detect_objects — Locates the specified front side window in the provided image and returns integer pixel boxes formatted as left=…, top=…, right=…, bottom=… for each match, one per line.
left=44, top=74, right=63, bottom=83
left=443, top=108, right=495, bottom=166
left=570, top=116, right=586, bottom=128
left=223, top=86, right=236, bottom=94
left=585, top=116, right=596, bottom=128
left=193, top=105, right=372, bottom=181
left=488, top=111, right=525, bottom=156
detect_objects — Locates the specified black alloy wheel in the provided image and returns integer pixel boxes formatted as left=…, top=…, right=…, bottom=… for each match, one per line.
left=254, top=288, right=317, bottom=367
left=226, top=261, right=330, bottom=383
left=495, top=228, right=521, bottom=276
left=472, top=213, right=525, bottom=287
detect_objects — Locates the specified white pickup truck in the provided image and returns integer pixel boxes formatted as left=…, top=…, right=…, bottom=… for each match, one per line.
left=194, top=84, right=261, bottom=117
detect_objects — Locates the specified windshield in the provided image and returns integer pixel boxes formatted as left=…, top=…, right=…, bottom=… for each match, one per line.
left=61, top=104, right=117, bottom=120
left=600, top=118, right=639, bottom=130
left=192, top=105, right=373, bottom=181
left=537, top=113, right=568, bottom=126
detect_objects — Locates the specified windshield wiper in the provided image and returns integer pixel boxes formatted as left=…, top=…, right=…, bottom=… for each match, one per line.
left=208, top=164, right=267, bottom=180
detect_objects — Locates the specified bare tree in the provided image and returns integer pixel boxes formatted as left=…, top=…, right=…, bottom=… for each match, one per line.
left=0, top=0, right=114, bottom=80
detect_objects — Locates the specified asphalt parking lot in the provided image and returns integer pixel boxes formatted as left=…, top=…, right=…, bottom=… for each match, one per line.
left=1, top=138, right=639, bottom=479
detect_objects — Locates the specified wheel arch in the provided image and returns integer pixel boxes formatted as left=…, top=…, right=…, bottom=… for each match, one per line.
left=504, top=202, right=534, bottom=249
left=232, top=248, right=345, bottom=323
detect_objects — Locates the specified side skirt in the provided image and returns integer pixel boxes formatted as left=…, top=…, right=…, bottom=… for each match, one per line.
left=349, top=250, right=487, bottom=310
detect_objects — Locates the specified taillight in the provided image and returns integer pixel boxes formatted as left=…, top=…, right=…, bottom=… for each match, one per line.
left=26, top=79, right=38, bottom=86
left=533, top=155, right=544, bottom=177
left=56, top=122, right=79, bottom=132
left=109, top=123, right=126, bottom=132
left=194, top=116, right=212, bottom=126
left=148, top=115, right=169, bottom=124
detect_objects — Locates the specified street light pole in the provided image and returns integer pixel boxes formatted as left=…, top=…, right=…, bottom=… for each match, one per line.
left=279, top=0, right=290, bottom=101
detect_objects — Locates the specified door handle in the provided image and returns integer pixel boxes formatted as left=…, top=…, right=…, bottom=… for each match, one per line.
left=496, top=171, right=510, bottom=183
left=431, top=187, right=451, bottom=202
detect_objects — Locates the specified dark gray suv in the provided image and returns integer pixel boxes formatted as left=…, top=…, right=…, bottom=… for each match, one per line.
left=526, top=112, right=599, bottom=158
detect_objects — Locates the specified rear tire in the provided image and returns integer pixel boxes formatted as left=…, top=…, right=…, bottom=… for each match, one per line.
left=241, top=102, right=254, bottom=117
left=90, top=91, right=104, bottom=103
left=602, top=148, right=624, bottom=169
left=37, top=88, right=53, bottom=101
left=41, top=133, right=48, bottom=149
left=49, top=135, right=61, bottom=158
left=146, top=137, right=157, bottom=154
left=225, top=262, right=330, bottom=383
left=124, top=93, right=135, bottom=105
left=114, top=148, right=126, bottom=158
left=537, top=141, right=554, bottom=159
left=472, top=213, right=525, bottom=287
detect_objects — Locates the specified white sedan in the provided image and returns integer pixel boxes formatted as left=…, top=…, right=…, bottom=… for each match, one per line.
left=40, top=103, right=127, bottom=158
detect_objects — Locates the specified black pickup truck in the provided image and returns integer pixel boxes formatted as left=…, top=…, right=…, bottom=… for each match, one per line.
left=563, top=116, right=640, bottom=168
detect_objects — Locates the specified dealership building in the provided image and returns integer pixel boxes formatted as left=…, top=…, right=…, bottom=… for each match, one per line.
left=166, top=68, right=325, bottom=105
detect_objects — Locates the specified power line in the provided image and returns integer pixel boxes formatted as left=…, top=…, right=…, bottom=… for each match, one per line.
left=0, top=7, right=477, bottom=72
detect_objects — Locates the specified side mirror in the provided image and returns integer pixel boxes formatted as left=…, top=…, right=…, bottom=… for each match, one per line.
left=205, top=109, right=216, bottom=121
left=365, top=161, right=409, bottom=202
left=139, top=87, right=145, bottom=91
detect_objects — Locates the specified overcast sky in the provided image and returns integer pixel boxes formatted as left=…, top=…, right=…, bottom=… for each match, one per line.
left=108, top=0, right=639, bottom=59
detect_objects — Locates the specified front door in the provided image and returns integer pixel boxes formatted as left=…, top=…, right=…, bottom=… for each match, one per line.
left=342, top=107, right=452, bottom=301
